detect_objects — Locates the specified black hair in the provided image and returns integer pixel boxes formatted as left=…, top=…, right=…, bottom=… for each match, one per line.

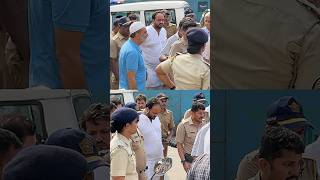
left=128, top=13, right=137, bottom=21
left=259, top=127, right=305, bottom=161
left=187, top=45, right=204, bottom=54
left=0, top=128, right=22, bottom=154
left=81, top=103, right=109, bottom=132
left=146, top=98, right=161, bottom=110
left=180, top=18, right=197, bottom=32
left=110, top=102, right=117, bottom=111
left=152, top=11, right=165, bottom=20
left=0, top=114, right=35, bottom=143
left=191, top=102, right=206, bottom=112
left=135, top=94, right=147, bottom=103
left=110, top=96, right=122, bottom=106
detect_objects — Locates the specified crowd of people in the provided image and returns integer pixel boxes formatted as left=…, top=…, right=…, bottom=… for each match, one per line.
left=0, top=104, right=110, bottom=180
left=110, top=9, right=211, bottom=91
left=110, top=92, right=211, bottom=179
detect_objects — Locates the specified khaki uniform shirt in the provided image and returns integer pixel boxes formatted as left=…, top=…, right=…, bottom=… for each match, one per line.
left=110, top=32, right=127, bottom=59
left=168, top=38, right=188, bottom=57
left=236, top=149, right=319, bottom=180
left=159, top=53, right=210, bottom=90
left=158, top=109, right=175, bottom=140
left=164, top=23, right=177, bottom=38
left=110, top=32, right=127, bottom=89
left=110, top=133, right=138, bottom=180
left=131, top=129, right=148, bottom=180
left=213, top=0, right=320, bottom=89
left=175, top=117, right=204, bottom=154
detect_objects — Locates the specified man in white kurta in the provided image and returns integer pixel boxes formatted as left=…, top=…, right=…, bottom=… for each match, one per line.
left=191, top=122, right=210, bottom=157
left=140, top=11, right=167, bottom=89
left=138, top=112, right=164, bottom=180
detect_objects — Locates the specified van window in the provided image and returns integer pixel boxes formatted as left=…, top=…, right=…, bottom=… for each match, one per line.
left=111, top=11, right=140, bottom=24
left=144, top=9, right=176, bottom=26
left=110, top=93, right=124, bottom=106
left=72, top=96, right=92, bottom=125
left=0, top=101, right=46, bottom=143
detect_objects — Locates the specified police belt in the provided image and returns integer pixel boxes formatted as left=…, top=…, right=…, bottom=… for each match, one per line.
left=139, top=166, right=148, bottom=174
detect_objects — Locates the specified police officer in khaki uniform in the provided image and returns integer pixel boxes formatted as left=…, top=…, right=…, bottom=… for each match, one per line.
left=236, top=96, right=319, bottom=180
left=162, top=10, right=177, bottom=38
left=213, top=0, right=320, bottom=89
left=110, top=107, right=139, bottom=180
left=176, top=102, right=206, bottom=172
left=183, top=92, right=210, bottom=124
left=168, top=18, right=197, bottom=57
left=156, top=28, right=210, bottom=90
left=124, top=102, right=148, bottom=180
left=110, top=17, right=131, bottom=89
left=131, top=128, right=148, bottom=180
left=156, top=93, right=175, bottom=158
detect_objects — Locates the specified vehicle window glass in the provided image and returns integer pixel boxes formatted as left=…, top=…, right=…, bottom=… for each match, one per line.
left=111, top=11, right=140, bottom=24
left=0, top=102, right=46, bottom=143
left=110, top=93, right=124, bottom=106
left=73, top=96, right=92, bottom=125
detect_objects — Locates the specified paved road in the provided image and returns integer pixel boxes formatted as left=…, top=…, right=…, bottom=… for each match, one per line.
left=163, top=146, right=187, bottom=180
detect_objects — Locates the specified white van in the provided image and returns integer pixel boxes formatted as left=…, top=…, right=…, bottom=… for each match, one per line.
left=110, top=1, right=190, bottom=30
left=110, top=89, right=137, bottom=105
left=0, top=89, right=92, bottom=143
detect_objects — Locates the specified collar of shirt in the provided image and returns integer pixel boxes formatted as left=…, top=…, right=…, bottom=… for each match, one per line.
left=160, top=108, right=170, bottom=114
left=114, top=32, right=127, bottom=41
left=128, top=39, right=142, bottom=53
left=187, top=116, right=203, bottom=127
left=149, top=25, right=165, bottom=36
left=180, top=37, right=188, bottom=46
left=117, top=132, right=132, bottom=146
left=188, top=53, right=205, bottom=61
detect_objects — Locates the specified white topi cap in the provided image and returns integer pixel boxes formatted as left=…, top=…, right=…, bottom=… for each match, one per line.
left=129, top=21, right=145, bottom=35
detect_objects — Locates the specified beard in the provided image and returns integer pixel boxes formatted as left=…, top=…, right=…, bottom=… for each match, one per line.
left=154, top=23, right=163, bottom=30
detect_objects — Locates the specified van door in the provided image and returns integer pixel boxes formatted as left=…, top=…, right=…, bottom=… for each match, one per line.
left=0, top=101, right=47, bottom=143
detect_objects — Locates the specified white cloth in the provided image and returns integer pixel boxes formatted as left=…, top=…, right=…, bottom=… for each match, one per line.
left=160, top=32, right=179, bottom=56
left=140, top=25, right=167, bottom=87
left=138, top=114, right=164, bottom=160
left=205, top=105, right=210, bottom=118
left=191, top=123, right=210, bottom=156
left=203, top=127, right=210, bottom=155
left=305, top=136, right=320, bottom=173
left=202, top=27, right=210, bottom=38
left=202, top=39, right=210, bottom=62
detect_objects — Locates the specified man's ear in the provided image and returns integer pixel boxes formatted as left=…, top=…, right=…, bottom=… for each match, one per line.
left=258, top=158, right=271, bottom=173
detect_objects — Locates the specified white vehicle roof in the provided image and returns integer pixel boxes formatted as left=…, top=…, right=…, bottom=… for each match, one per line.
left=110, top=89, right=138, bottom=94
left=111, top=1, right=189, bottom=12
